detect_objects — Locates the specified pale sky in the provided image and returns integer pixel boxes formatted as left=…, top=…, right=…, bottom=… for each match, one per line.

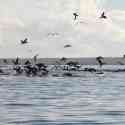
left=0, top=0, right=125, bottom=58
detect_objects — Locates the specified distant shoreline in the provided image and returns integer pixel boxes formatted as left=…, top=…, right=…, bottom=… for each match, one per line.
left=0, top=57, right=125, bottom=65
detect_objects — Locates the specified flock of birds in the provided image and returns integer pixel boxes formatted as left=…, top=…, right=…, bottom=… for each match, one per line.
left=20, top=38, right=73, bottom=49
left=73, top=11, right=107, bottom=20
left=20, top=11, right=107, bottom=54
left=0, top=11, right=108, bottom=75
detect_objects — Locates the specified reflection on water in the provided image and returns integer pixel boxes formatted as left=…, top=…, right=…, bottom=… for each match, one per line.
left=1, top=72, right=125, bottom=125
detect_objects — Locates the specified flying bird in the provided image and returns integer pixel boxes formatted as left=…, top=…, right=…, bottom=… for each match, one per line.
left=100, top=12, right=107, bottom=19
left=73, top=13, right=79, bottom=20
left=20, top=38, right=28, bottom=44
left=64, top=44, right=72, bottom=48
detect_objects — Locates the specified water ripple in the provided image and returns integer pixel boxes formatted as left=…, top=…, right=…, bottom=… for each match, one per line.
left=1, top=72, right=125, bottom=124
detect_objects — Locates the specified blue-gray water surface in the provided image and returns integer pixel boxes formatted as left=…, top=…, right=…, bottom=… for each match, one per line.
left=1, top=72, right=125, bottom=125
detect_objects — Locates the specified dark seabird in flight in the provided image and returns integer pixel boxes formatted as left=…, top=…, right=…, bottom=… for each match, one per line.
left=100, top=12, right=107, bottom=19
left=64, top=44, right=72, bottom=48
left=73, top=13, right=79, bottom=20
left=20, top=38, right=28, bottom=44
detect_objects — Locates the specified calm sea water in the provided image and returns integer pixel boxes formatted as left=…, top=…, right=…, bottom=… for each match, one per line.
left=1, top=70, right=125, bottom=124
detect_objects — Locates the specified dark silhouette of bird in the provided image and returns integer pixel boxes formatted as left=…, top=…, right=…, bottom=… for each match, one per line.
left=100, top=12, right=107, bottom=19
left=33, top=54, right=39, bottom=64
left=20, top=38, right=28, bottom=44
left=96, top=56, right=104, bottom=68
left=12, top=57, right=20, bottom=65
left=64, top=44, right=72, bottom=48
left=24, top=60, right=31, bottom=65
left=60, top=57, right=67, bottom=62
left=3, top=59, right=8, bottom=64
left=73, top=13, right=79, bottom=20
